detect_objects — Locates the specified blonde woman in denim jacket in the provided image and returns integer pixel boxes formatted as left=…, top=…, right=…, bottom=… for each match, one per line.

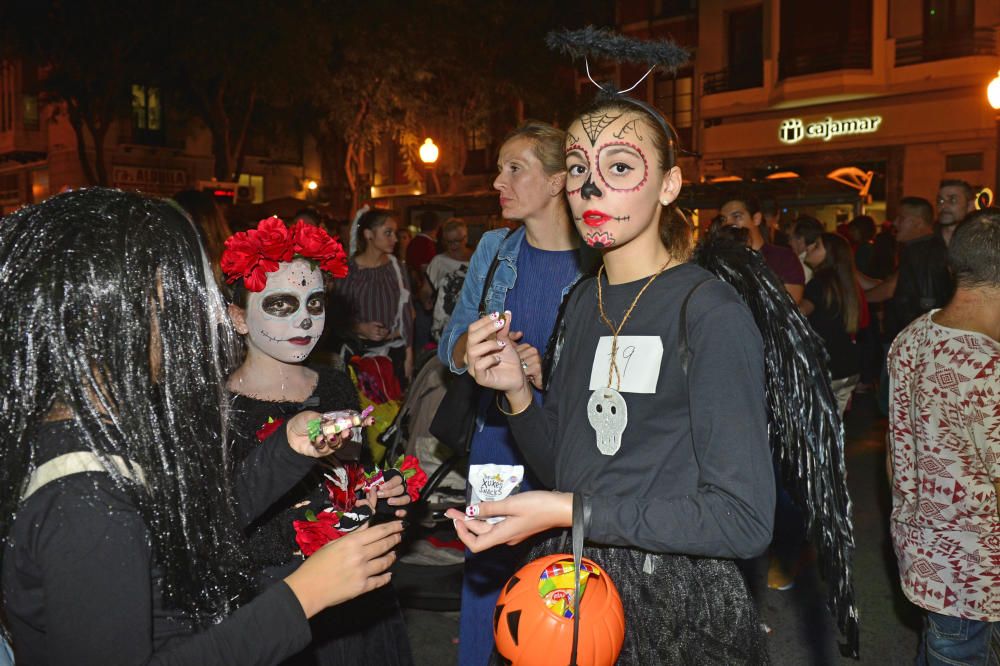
left=438, top=121, right=594, bottom=666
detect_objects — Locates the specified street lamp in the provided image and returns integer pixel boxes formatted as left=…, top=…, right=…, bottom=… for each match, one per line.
left=989, top=71, right=1000, bottom=194
left=418, top=138, right=441, bottom=194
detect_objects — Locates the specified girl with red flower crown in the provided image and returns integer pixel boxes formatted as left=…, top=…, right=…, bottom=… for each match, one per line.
left=223, top=216, right=415, bottom=665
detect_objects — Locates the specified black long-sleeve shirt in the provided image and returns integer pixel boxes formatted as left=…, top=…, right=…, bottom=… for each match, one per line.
left=2, top=420, right=316, bottom=665
left=507, top=263, right=775, bottom=559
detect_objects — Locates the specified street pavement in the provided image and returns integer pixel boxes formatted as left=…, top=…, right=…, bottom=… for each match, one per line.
left=404, top=391, right=922, bottom=665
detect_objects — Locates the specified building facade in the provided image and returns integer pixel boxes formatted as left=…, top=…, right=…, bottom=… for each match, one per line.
left=615, top=0, right=999, bottom=226
left=0, top=61, right=322, bottom=215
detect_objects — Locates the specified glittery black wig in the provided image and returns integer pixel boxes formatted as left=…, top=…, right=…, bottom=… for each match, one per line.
left=0, top=188, right=250, bottom=623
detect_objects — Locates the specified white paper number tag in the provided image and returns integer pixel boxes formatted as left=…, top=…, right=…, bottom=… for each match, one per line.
left=588, top=336, right=663, bottom=394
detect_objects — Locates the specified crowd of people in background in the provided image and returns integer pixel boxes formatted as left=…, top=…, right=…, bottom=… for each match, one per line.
left=0, top=107, right=996, bottom=663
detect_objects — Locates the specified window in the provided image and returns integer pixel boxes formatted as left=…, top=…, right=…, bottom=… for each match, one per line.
left=0, top=173, right=21, bottom=205
left=131, top=84, right=162, bottom=133
left=1, top=61, right=14, bottom=133
left=237, top=173, right=265, bottom=203
left=654, top=73, right=693, bottom=147
left=779, top=0, right=872, bottom=78
left=23, top=95, right=38, bottom=131
left=727, top=6, right=763, bottom=89
left=945, top=153, right=983, bottom=172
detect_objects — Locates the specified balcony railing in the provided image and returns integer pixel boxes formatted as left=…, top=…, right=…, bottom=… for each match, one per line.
left=778, top=45, right=871, bottom=80
left=895, top=27, right=996, bottom=67
left=702, top=67, right=763, bottom=95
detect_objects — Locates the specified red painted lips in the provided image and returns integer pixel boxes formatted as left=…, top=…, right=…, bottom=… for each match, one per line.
left=288, top=336, right=313, bottom=346
left=582, top=210, right=612, bottom=227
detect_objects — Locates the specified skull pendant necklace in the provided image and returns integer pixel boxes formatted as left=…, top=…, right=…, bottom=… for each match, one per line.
left=588, top=261, right=672, bottom=456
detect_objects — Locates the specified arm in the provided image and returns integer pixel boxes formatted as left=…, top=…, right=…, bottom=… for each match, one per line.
left=784, top=283, right=804, bottom=305
left=32, top=480, right=311, bottom=665
left=232, top=421, right=316, bottom=528
left=586, top=299, right=775, bottom=559
left=438, top=233, right=499, bottom=373
left=865, top=271, right=897, bottom=303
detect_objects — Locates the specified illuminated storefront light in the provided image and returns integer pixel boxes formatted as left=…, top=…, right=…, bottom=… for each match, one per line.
left=778, top=115, right=883, bottom=144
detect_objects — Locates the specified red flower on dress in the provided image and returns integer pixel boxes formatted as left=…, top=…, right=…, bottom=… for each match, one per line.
left=221, top=216, right=349, bottom=292
left=293, top=510, right=344, bottom=556
left=397, top=455, right=428, bottom=502
left=255, top=416, right=285, bottom=442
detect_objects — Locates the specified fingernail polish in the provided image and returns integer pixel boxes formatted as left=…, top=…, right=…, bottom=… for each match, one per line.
left=497, top=339, right=505, bottom=347
left=466, top=505, right=480, bottom=518
left=489, top=312, right=499, bottom=320
left=494, top=320, right=504, bottom=329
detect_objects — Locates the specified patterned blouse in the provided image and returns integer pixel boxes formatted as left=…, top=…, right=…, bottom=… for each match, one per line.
left=888, top=311, right=1000, bottom=621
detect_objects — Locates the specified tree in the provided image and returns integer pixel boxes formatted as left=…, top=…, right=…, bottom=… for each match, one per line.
left=162, top=0, right=326, bottom=182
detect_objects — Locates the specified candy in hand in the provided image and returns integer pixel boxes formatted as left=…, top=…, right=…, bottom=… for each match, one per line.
left=308, top=406, right=375, bottom=442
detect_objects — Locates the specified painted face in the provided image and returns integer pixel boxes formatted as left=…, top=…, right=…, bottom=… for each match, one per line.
left=245, top=258, right=326, bottom=363
left=366, top=219, right=398, bottom=256
left=936, top=185, right=972, bottom=227
left=565, top=110, right=675, bottom=249
left=493, top=137, right=554, bottom=221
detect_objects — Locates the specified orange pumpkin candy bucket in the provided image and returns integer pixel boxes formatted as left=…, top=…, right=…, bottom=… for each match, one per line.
left=493, top=553, right=625, bottom=665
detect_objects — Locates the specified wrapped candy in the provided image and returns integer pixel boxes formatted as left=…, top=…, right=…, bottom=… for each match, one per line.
left=307, top=406, right=375, bottom=442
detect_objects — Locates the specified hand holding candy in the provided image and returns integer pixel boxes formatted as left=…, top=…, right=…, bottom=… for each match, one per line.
left=287, top=411, right=354, bottom=458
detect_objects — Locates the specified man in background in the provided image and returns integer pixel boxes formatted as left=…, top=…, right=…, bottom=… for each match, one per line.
left=936, top=179, right=976, bottom=247
left=888, top=210, right=1000, bottom=664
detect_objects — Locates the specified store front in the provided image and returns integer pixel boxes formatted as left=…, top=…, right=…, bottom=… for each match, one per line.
left=699, top=85, right=996, bottom=228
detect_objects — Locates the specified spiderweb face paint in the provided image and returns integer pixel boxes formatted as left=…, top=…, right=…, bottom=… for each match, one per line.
left=245, top=258, right=325, bottom=363
left=565, top=110, right=671, bottom=251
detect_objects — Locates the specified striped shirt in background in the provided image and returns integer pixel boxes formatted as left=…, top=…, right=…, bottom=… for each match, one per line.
left=335, top=258, right=414, bottom=346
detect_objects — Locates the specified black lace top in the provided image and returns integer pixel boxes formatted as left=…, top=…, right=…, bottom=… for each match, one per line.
left=229, top=365, right=360, bottom=569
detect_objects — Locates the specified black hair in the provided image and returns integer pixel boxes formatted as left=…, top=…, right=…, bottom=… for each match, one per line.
left=948, top=209, right=1000, bottom=289
left=0, top=188, right=250, bottom=624
left=793, top=215, right=825, bottom=245
left=811, top=233, right=860, bottom=334
left=572, top=95, right=690, bottom=260
left=353, top=209, right=397, bottom=257
left=172, top=189, right=233, bottom=290
left=720, top=194, right=761, bottom=218
left=939, top=179, right=974, bottom=201
left=848, top=215, right=876, bottom=243
left=899, top=196, right=934, bottom=226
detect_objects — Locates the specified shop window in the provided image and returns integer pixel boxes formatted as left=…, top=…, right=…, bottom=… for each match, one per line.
left=653, top=0, right=697, bottom=18
left=131, top=84, right=163, bottom=144
left=945, top=152, right=982, bottom=173
left=23, top=94, right=38, bottom=130
left=237, top=173, right=265, bottom=203
left=654, top=73, right=693, bottom=148
left=465, top=126, right=489, bottom=175
left=779, top=0, right=872, bottom=78
left=30, top=169, right=49, bottom=203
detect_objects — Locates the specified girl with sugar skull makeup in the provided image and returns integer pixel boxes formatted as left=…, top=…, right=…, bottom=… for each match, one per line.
left=0, top=189, right=404, bottom=664
left=449, top=93, right=776, bottom=663
left=224, top=217, right=415, bottom=666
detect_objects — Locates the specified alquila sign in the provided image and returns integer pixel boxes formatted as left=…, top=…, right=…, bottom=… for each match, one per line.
left=778, top=115, right=882, bottom=144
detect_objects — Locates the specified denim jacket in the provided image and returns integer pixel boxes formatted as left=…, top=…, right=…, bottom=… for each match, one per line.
left=438, top=225, right=591, bottom=377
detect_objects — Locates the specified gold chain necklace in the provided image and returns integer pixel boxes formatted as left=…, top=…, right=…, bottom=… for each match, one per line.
left=595, top=259, right=672, bottom=390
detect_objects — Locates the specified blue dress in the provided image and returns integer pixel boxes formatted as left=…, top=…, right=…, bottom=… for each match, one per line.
left=458, top=237, right=581, bottom=666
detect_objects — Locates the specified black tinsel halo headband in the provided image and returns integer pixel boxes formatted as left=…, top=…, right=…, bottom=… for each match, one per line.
left=547, top=27, right=692, bottom=156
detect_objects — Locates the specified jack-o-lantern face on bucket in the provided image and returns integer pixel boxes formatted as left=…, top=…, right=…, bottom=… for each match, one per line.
left=493, top=554, right=625, bottom=666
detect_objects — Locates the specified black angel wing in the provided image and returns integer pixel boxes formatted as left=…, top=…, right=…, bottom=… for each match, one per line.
left=693, top=230, right=859, bottom=658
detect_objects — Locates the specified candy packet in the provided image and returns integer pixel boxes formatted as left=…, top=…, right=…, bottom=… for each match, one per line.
left=466, top=464, right=523, bottom=524
left=537, top=560, right=598, bottom=619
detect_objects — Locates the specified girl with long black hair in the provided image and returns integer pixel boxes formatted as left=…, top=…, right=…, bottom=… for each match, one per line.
left=0, top=188, right=402, bottom=664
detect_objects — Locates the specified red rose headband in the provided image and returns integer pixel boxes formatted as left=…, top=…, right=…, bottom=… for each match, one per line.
left=221, top=216, right=349, bottom=292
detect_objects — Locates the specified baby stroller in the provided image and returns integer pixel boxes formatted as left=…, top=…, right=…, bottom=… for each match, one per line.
left=380, top=352, right=467, bottom=611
